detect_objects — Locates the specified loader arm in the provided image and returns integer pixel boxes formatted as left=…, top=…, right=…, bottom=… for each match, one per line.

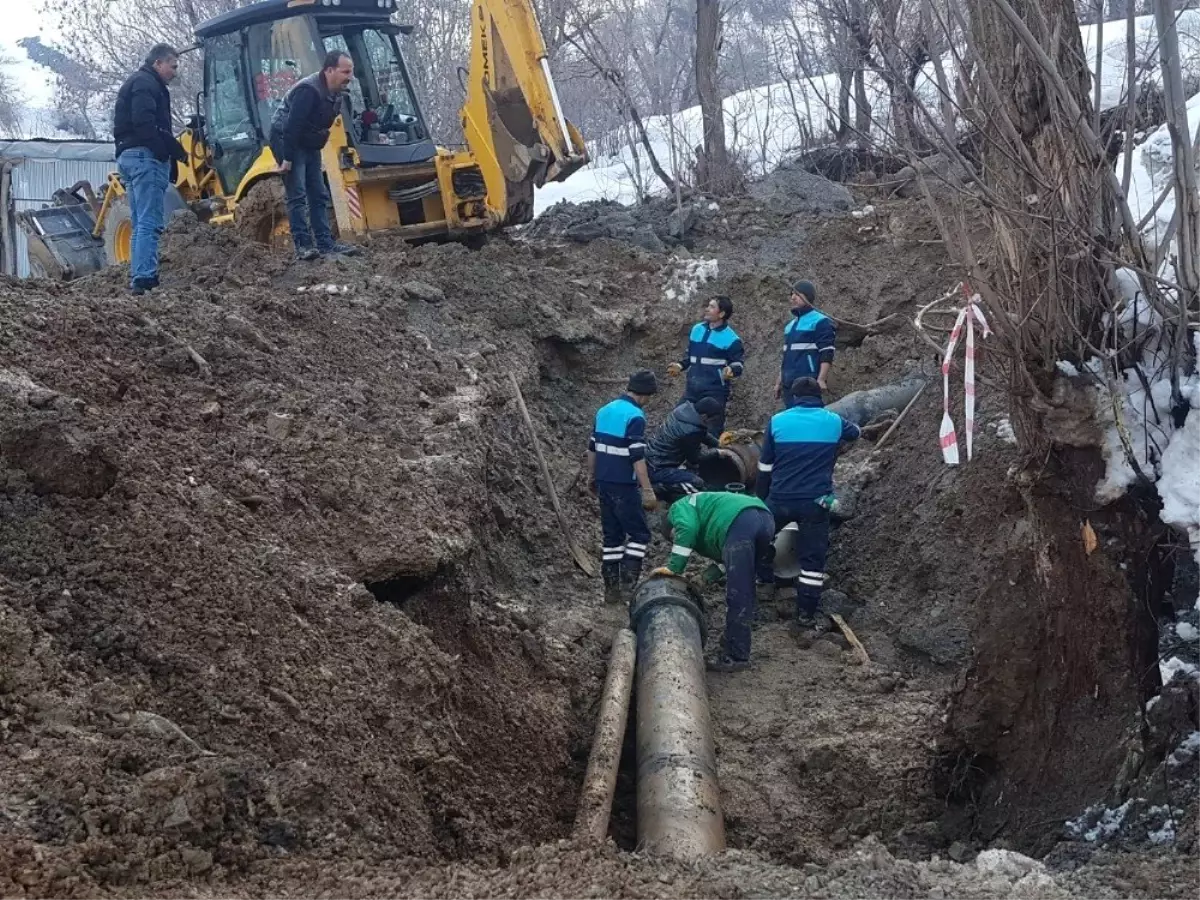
left=461, top=0, right=588, bottom=224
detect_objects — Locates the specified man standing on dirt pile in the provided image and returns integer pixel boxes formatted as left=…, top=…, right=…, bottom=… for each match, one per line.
left=644, top=397, right=740, bottom=501
left=269, top=51, right=362, bottom=261
left=756, top=377, right=885, bottom=628
left=589, top=370, right=660, bottom=604
left=652, top=492, right=775, bottom=672
left=775, top=280, right=837, bottom=405
left=112, top=44, right=188, bottom=296
left=667, top=296, right=744, bottom=437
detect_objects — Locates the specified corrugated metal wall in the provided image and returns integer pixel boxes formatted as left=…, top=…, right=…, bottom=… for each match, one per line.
left=1, top=142, right=115, bottom=278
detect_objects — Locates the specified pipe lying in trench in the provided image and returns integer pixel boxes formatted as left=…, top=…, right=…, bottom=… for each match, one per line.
left=573, top=628, right=637, bottom=843
left=826, top=376, right=927, bottom=426
left=629, top=576, right=725, bottom=858
left=695, top=377, right=927, bottom=494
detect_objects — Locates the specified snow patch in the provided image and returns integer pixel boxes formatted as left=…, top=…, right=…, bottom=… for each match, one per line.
left=995, top=418, right=1017, bottom=445
left=1176, top=621, right=1199, bottom=642
left=662, top=257, right=718, bottom=305
left=1065, top=799, right=1132, bottom=843
left=1055, top=360, right=1081, bottom=377
left=1160, top=657, right=1200, bottom=685
left=1167, top=731, right=1200, bottom=768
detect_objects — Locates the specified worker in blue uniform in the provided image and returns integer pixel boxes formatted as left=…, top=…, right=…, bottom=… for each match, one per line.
left=775, top=280, right=837, bottom=408
left=756, top=377, right=862, bottom=626
left=667, top=295, right=744, bottom=437
left=588, top=369, right=660, bottom=604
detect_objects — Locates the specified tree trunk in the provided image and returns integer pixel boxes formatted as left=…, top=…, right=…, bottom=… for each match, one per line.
left=695, top=0, right=731, bottom=191
left=962, top=0, right=1118, bottom=430
left=940, top=0, right=1149, bottom=851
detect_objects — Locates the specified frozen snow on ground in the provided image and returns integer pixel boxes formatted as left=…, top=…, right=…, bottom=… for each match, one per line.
left=662, top=257, right=718, bottom=304
left=1127, top=90, right=1200, bottom=261
left=1159, top=656, right=1200, bottom=685
left=1065, top=799, right=1133, bottom=842
left=1167, top=730, right=1200, bottom=768
left=1177, top=621, right=1199, bottom=641
left=536, top=12, right=1200, bottom=215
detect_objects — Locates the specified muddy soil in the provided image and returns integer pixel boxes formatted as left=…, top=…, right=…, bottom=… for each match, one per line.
left=0, top=189, right=1195, bottom=899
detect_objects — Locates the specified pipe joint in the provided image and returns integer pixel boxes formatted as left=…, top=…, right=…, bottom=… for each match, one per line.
left=629, top=577, right=708, bottom=647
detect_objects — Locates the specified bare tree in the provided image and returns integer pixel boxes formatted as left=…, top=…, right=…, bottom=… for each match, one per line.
left=695, top=0, right=732, bottom=189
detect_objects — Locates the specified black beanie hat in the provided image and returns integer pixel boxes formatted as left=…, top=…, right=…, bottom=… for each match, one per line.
left=791, top=280, right=816, bottom=303
left=694, top=396, right=722, bottom=416
left=627, top=369, right=658, bottom=395
left=790, top=376, right=823, bottom=399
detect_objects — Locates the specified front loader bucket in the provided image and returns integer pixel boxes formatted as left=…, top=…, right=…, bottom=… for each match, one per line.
left=18, top=188, right=105, bottom=280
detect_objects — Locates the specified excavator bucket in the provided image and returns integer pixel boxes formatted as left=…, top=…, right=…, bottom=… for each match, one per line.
left=18, top=182, right=106, bottom=280
left=461, top=0, right=588, bottom=223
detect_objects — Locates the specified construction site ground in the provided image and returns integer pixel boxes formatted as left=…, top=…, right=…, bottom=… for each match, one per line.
left=0, top=182, right=1196, bottom=898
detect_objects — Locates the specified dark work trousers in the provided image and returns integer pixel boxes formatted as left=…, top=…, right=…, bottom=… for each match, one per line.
left=683, top=388, right=728, bottom=438
left=766, top=499, right=831, bottom=617
left=722, top=507, right=776, bottom=661
left=649, top=465, right=705, bottom=502
left=597, top=482, right=651, bottom=587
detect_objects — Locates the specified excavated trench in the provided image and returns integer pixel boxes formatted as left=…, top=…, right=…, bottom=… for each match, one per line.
left=0, top=200, right=1195, bottom=897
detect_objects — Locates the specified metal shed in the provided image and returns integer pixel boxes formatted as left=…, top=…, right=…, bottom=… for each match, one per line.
left=0, top=139, right=115, bottom=278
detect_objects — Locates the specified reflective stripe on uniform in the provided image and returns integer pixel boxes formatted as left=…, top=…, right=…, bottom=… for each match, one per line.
left=788, top=342, right=818, bottom=351
left=595, top=443, right=630, bottom=456
left=699, top=357, right=727, bottom=366
left=758, top=462, right=773, bottom=472
left=670, top=544, right=693, bottom=557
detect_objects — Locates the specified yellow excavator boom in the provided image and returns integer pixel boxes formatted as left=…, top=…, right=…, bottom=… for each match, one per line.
left=461, top=0, right=588, bottom=224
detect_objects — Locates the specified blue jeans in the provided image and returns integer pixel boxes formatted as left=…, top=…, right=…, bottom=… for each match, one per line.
left=766, top=500, right=831, bottom=617
left=117, top=148, right=169, bottom=284
left=280, top=146, right=334, bottom=252
left=722, top=507, right=776, bottom=661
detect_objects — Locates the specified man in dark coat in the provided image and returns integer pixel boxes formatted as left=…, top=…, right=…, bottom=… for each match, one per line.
left=112, top=43, right=187, bottom=294
left=269, top=50, right=361, bottom=260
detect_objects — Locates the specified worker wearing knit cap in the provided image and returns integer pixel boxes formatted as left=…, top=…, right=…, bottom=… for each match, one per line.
left=588, top=369, right=660, bottom=603
left=775, top=280, right=837, bottom=408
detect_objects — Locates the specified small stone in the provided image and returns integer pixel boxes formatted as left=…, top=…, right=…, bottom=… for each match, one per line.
left=266, top=412, right=293, bottom=440
left=814, top=639, right=842, bottom=659
left=162, top=795, right=193, bottom=830
left=200, top=401, right=222, bottom=420
left=400, top=281, right=446, bottom=304
left=948, top=840, right=971, bottom=862
left=180, top=847, right=213, bottom=874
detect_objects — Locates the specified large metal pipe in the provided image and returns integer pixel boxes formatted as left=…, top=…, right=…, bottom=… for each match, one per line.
left=826, top=376, right=927, bottom=426
left=630, top=576, right=725, bottom=858
left=573, top=628, right=637, bottom=843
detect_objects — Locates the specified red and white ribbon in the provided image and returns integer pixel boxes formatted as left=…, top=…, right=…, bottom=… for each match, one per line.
left=939, top=285, right=992, bottom=465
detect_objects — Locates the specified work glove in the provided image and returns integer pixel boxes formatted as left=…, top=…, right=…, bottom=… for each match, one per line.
left=773, top=377, right=783, bottom=401
left=641, top=487, right=659, bottom=511
left=722, top=366, right=735, bottom=381
left=650, top=566, right=676, bottom=577
left=718, top=431, right=736, bottom=447
left=666, top=362, right=683, bottom=377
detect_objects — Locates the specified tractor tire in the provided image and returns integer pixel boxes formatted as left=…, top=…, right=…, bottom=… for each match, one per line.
left=102, top=195, right=134, bottom=268
left=234, top=178, right=290, bottom=249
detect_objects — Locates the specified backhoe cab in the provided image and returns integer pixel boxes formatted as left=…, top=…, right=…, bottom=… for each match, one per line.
left=18, top=0, right=587, bottom=278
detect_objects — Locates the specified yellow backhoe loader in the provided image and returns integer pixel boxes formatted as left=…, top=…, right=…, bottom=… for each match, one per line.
left=20, top=0, right=587, bottom=279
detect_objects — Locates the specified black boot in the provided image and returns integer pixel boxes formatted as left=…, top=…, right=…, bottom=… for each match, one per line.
left=602, top=561, right=622, bottom=605
left=619, top=558, right=643, bottom=604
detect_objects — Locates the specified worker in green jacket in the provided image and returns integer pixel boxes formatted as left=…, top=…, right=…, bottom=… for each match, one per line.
left=652, top=492, right=775, bottom=672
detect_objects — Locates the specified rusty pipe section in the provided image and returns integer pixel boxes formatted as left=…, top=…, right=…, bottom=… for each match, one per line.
left=573, top=628, right=637, bottom=843
left=629, top=576, right=725, bottom=858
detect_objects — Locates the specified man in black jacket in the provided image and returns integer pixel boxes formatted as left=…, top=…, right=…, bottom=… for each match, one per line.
left=269, top=51, right=360, bottom=260
left=646, top=397, right=738, bottom=501
left=112, top=44, right=187, bottom=294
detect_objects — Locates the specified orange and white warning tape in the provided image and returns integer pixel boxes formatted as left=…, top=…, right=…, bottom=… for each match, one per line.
left=939, top=284, right=992, bottom=465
